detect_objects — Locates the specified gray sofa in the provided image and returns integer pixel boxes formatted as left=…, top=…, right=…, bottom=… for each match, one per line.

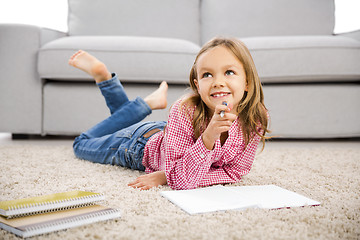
left=1, top=0, right=359, bottom=138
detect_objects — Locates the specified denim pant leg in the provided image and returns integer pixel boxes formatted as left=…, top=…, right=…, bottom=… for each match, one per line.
left=73, top=121, right=166, bottom=171
left=97, top=73, right=129, bottom=115
left=113, top=121, right=167, bottom=171
left=80, top=97, right=152, bottom=139
left=79, top=74, right=152, bottom=138
left=73, top=74, right=154, bottom=166
left=73, top=130, right=126, bottom=165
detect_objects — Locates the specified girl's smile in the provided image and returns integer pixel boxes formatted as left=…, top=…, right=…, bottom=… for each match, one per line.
left=194, top=45, right=248, bottom=116
left=210, top=91, right=231, bottom=98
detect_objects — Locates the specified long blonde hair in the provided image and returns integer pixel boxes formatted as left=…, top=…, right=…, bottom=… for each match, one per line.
left=182, top=37, right=270, bottom=148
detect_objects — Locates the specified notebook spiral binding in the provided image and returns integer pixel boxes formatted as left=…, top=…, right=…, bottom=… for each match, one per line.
left=23, top=208, right=121, bottom=238
left=6, top=194, right=105, bottom=219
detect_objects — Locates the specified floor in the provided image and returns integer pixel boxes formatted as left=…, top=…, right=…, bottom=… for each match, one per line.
left=0, top=132, right=359, bottom=150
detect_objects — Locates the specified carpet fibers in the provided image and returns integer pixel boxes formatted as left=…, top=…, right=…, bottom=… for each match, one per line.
left=0, top=145, right=359, bottom=240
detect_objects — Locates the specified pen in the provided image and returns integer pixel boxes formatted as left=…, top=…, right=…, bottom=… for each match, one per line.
left=220, top=101, right=227, bottom=118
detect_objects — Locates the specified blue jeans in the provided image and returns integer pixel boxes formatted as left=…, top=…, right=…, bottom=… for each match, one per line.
left=73, top=74, right=166, bottom=171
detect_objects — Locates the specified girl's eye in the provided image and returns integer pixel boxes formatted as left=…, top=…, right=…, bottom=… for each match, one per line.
left=225, top=70, right=235, bottom=76
left=202, top=72, right=213, bottom=78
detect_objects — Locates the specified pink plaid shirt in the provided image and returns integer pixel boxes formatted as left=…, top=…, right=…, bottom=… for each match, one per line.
left=142, top=99, right=262, bottom=190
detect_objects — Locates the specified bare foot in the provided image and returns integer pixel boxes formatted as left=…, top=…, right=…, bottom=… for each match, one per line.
left=144, top=81, right=168, bottom=110
left=68, top=50, right=112, bottom=83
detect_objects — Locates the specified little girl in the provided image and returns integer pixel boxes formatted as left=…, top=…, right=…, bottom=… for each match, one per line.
left=69, top=37, right=270, bottom=190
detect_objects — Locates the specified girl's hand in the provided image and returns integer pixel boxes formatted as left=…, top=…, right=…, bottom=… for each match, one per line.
left=202, top=104, right=237, bottom=150
left=128, top=171, right=167, bottom=190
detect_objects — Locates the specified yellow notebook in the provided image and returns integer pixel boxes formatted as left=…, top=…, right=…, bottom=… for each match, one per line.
left=0, top=191, right=105, bottom=218
left=0, top=205, right=121, bottom=238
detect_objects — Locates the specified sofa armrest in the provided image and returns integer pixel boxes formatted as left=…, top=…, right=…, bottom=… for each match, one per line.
left=336, top=29, right=360, bottom=42
left=40, top=27, right=68, bottom=45
left=0, top=24, right=66, bottom=134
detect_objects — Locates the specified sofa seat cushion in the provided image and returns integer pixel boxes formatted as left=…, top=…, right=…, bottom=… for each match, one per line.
left=38, top=36, right=200, bottom=84
left=242, top=36, right=360, bottom=83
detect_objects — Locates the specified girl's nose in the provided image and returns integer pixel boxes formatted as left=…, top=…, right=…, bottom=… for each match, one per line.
left=213, top=76, right=225, bottom=87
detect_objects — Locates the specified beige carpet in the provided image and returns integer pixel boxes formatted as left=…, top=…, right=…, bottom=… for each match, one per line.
left=0, top=144, right=359, bottom=240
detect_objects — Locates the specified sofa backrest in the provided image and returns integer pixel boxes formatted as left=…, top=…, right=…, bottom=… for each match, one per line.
left=201, top=0, right=335, bottom=44
left=67, top=0, right=201, bottom=44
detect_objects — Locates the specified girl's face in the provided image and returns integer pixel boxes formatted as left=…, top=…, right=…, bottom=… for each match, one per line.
left=194, top=45, right=248, bottom=116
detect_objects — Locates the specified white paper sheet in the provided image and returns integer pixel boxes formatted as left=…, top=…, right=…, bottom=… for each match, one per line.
left=161, top=185, right=320, bottom=215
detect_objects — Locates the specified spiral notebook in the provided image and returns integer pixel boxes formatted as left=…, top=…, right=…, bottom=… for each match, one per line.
left=0, top=205, right=121, bottom=238
left=0, top=191, right=105, bottom=218
left=0, top=191, right=121, bottom=238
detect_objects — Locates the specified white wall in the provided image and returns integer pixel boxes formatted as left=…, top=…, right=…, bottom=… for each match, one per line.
left=0, top=0, right=68, bottom=32
left=0, top=0, right=359, bottom=34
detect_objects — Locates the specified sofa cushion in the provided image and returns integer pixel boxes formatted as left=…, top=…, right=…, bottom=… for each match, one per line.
left=68, top=0, right=201, bottom=45
left=242, top=36, right=360, bottom=83
left=38, top=36, right=200, bottom=84
left=201, top=0, right=335, bottom=43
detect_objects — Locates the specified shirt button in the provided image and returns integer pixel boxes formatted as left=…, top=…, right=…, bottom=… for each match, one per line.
left=199, top=153, right=205, bottom=159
